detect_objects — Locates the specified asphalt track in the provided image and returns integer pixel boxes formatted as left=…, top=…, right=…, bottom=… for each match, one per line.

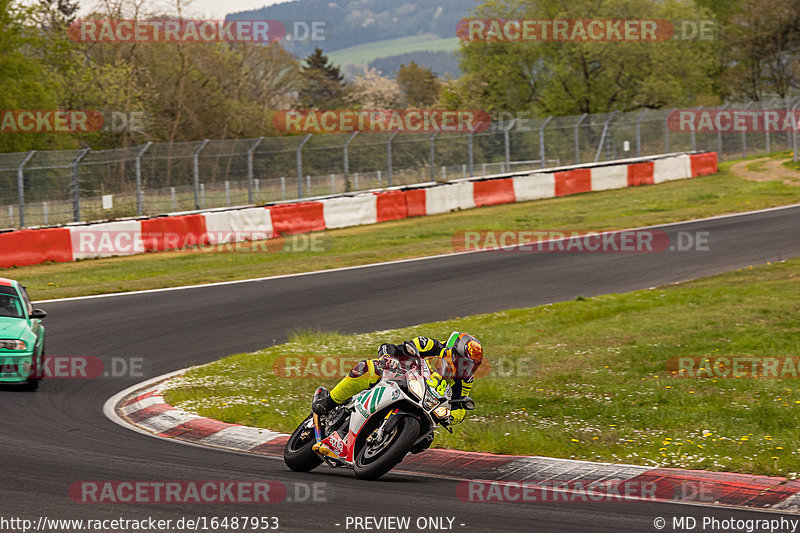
left=2, top=205, right=800, bottom=532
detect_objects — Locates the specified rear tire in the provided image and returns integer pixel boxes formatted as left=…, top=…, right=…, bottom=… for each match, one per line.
left=354, top=416, right=420, bottom=480
left=283, top=415, right=323, bottom=472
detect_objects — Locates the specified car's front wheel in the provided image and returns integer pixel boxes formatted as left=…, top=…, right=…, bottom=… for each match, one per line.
left=24, top=349, right=44, bottom=391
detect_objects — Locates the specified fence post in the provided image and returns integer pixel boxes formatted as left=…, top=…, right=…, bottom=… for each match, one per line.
left=343, top=131, right=358, bottom=193
left=690, top=106, right=702, bottom=152
left=192, top=139, right=209, bottom=209
left=135, top=142, right=152, bottom=216
left=741, top=102, right=753, bottom=159
left=539, top=116, right=553, bottom=168
left=574, top=113, right=587, bottom=164
left=429, top=132, right=439, bottom=181
left=716, top=104, right=728, bottom=159
left=665, top=108, right=675, bottom=153
left=635, top=109, right=648, bottom=157
left=296, top=134, right=312, bottom=198
left=467, top=131, right=474, bottom=177
left=17, top=150, right=35, bottom=228
left=281, top=177, right=286, bottom=200
left=387, top=131, right=399, bottom=187
left=330, top=173, right=335, bottom=193
left=247, top=137, right=264, bottom=204
left=595, top=112, right=617, bottom=162
left=71, top=148, right=90, bottom=222
left=793, top=103, right=799, bottom=162
left=504, top=119, right=516, bottom=171
left=786, top=98, right=797, bottom=151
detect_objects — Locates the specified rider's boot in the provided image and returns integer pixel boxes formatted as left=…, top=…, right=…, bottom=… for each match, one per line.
left=312, top=389, right=339, bottom=415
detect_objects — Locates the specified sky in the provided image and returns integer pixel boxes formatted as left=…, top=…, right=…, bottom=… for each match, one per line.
left=67, top=0, right=291, bottom=18
left=177, top=0, right=287, bottom=18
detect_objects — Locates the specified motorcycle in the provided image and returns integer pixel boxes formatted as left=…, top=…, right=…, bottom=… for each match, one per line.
left=283, top=348, right=475, bottom=480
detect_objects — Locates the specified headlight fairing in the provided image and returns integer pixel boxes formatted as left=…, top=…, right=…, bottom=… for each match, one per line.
left=0, top=339, right=27, bottom=351
left=423, top=390, right=442, bottom=410
left=407, top=376, right=424, bottom=400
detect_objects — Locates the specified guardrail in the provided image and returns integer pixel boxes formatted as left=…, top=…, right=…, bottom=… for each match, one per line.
left=0, top=152, right=717, bottom=269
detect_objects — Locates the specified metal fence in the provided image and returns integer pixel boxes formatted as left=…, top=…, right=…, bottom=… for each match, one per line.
left=2, top=98, right=798, bottom=230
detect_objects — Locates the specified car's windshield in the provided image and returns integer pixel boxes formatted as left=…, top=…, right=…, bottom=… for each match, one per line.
left=0, top=294, right=24, bottom=319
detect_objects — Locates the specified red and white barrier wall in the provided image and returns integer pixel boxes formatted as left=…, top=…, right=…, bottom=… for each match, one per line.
left=0, top=152, right=717, bottom=268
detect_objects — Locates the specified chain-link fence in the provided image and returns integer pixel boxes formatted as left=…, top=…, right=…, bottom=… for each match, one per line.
left=2, top=98, right=798, bottom=230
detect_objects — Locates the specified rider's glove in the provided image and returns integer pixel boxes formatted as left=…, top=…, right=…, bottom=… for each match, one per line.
left=450, top=408, right=467, bottom=425
left=426, top=372, right=448, bottom=396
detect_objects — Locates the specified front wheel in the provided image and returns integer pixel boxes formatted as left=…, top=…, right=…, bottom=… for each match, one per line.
left=24, top=350, right=44, bottom=391
left=354, top=416, right=420, bottom=480
left=283, top=415, right=323, bottom=472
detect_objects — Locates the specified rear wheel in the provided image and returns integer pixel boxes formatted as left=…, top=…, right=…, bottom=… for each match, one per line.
left=283, top=415, right=323, bottom=472
left=354, top=416, right=420, bottom=480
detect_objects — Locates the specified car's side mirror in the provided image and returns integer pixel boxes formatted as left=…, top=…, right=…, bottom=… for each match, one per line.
left=30, top=309, right=47, bottom=320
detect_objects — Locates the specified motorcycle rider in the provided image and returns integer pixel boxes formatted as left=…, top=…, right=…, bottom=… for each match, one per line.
left=312, top=332, right=484, bottom=439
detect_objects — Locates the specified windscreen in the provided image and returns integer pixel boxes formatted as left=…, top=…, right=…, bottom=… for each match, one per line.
left=0, top=293, right=25, bottom=319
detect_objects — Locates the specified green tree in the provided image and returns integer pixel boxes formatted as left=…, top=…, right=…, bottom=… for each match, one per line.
left=396, top=61, right=441, bottom=107
left=717, top=0, right=800, bottom=100
left=299, top=47, right=347, bottom=109
left=0, top=0, right=76, bottom=152
left=451, top=0, right=719, bottom=116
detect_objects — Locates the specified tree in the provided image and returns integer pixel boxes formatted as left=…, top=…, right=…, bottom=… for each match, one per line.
left=0, top=0, right=71, bottom=152
left=718, top=0, right=800, bottom=100
left=396, top=61, right=441, bottom=107
left=346, top=68, right=403, bottom=108
left=452, top=0, right=718, bottom=116
left=299, top=47, right=347, bottom=109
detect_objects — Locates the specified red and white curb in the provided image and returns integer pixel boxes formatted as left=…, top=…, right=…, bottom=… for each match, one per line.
left=106, top=372, right=800, bottom=513
left=104, top=370, right=290, bottom=456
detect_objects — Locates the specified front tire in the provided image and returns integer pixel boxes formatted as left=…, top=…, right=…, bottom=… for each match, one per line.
left=354, top=416, right=420, bottom=480
left=24, top=349, right=43, bottom=391
left=283, top=415, right=323, bottom=472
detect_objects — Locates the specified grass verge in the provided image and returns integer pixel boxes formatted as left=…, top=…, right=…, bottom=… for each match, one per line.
left=8, top=155, right=800, bottom=301
left=163, top=258, right=800, bottom=477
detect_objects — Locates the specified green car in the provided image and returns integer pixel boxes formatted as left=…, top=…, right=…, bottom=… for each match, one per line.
left=0, top=278, right=46, bottom=390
